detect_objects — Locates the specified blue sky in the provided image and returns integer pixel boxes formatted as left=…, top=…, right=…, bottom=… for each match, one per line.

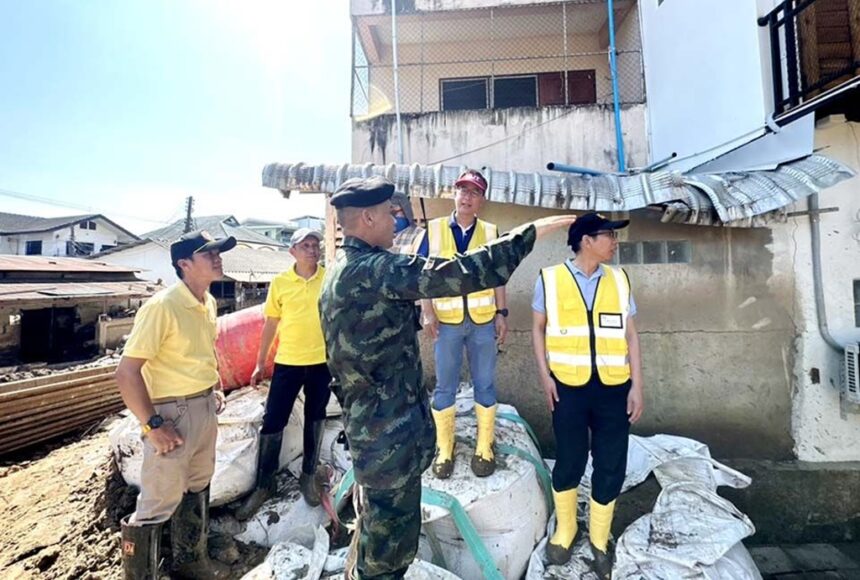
left=0, top=1, right=350, bottom=234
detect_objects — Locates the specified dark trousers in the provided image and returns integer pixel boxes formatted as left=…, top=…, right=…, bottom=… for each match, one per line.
left=355, top=478, right=422, bottom=580
left=261, top=362, right=332, bottom=474
left=551, top=376, right=631, bottom=505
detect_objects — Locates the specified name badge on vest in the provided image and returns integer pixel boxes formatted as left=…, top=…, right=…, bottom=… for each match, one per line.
left=599, top=313, right=623, bottom=329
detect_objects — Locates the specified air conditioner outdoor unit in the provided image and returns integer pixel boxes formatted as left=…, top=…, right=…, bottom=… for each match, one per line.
left=845, top=343, right=860, bottom=404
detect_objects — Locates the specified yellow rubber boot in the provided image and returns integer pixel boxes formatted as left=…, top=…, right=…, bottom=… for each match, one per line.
left=546, top=488, right=579, bottom=565
left=431, top=406, right=456, bottom=479
left=471, top=403, right=497, bottom=477
left=589, top=497, right=617, bottom=579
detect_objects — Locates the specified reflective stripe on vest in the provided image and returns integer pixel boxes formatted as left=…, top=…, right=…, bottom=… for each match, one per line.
left=428, top=217, right=498, bottom=324
left=543, top=263, right=631, bottom=386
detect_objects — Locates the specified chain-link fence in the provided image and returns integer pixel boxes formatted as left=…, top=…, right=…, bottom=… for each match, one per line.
left=352, top=0, right=644, bottom=119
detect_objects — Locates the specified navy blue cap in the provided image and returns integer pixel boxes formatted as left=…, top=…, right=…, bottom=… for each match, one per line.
left=330, top=176, right=395, bottom=209
left=567, top=212, right=629, bottom=248
left=170, top=229, right=237, bottom=264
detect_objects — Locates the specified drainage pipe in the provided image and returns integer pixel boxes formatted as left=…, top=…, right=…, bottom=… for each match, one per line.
left=391, top=1, right=405, bottom=164
left=808, top=192, right=843, bottom=351
left=607, top=0, right=626, bottom=172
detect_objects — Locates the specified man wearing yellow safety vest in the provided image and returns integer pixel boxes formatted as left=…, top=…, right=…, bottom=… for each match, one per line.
left=531, top=212, right=644, bottom=578
left=417, top=169, right=507, bottom=479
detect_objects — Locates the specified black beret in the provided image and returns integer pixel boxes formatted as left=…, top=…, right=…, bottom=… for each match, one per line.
left=330, top=176, right=395, bottom=209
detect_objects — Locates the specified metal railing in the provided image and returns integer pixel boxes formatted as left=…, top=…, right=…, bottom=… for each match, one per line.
left=759, top=0, right=860, bottom=114
left=351, top=1, right=645, bottom=119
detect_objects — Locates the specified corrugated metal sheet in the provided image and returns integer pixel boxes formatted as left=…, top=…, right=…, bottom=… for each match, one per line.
left=221, top=246, right=296, bottom=283
left=0, top=256, right=141, bottom=273
left=262, top=154, right=855, bottom=226
left=0, top=281, right=158, bottom=304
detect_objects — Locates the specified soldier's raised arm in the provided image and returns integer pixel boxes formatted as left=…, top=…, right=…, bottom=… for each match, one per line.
left=376, top=214, right=576, bottom=301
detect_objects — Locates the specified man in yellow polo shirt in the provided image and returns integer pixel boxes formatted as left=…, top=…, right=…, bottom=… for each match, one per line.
left=236, top=227, right=331, bottom=519
left=115, top=229, right=235, bottom=580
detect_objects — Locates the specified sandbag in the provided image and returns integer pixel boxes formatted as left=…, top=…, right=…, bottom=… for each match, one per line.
left=415, top=391, right=550, bottom=580
left=108, top=387, right=310, bottom=506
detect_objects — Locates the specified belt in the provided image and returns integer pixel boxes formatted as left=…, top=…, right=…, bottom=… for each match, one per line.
left=151, top=386, right=213, bottom=405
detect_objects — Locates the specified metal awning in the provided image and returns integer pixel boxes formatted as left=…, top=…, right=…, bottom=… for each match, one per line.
left=262, top=154, right=855, bottom=227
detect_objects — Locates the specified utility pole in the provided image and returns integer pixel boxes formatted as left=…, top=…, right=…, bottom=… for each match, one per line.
left=183, top=196, right=195, bottom=233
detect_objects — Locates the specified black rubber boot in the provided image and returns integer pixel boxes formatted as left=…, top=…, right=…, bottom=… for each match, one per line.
left=235, top=431, right=283, bottom=521
left=590, top=542, right=614, bottom=579
left=300, top=420, right=326, bottom=506
left=120, top=515, right=161, bottom=580
left=170, top=488, right=230, bottom=579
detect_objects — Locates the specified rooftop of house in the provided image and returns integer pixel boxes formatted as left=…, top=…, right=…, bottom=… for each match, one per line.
left=142, top=215, right=285, bottom=247
left=0, top=211, right=138, bottom=239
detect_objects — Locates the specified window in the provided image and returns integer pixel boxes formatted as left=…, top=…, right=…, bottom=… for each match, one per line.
left=80, top=220, right=96, bottom=230
left=441, top=70, right=596, bottom=112
left=493, top=76, right=537, bottom=108
left=538, top=71, right=597, bottom=106
left=25, top=241, right=42, bottom=255
left=854, top=280, right=860, bottom=327
left=441, top=78, right=488, bottom=111
left=66, top=241, right=95, bottom=256
left=99, top=244, right=116, bottom=252
left=619, top=242, right=641, bottom=265
left=617, top=241, right=691, bottom=266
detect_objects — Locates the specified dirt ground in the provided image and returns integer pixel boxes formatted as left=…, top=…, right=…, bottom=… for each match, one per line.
left=0, top=417, right=268, bottom=580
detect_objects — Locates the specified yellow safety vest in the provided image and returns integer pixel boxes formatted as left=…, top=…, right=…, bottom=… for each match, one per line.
left=427, top=216, right=498, bottom=325
left=542, top=263, right=631, bottom=386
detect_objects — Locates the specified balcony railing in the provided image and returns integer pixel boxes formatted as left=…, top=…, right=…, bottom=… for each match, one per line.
left=759, top=0, right=860, bottom=115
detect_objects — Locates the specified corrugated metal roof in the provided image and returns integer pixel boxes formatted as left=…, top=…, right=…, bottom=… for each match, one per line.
left=142, top=215, right=285, bottom=247
left=0, top=281, right=159, bottom=303
left=221, top=246, right=295, bottom=283
left=0, top=212, right=139, bottom=239
left=262, top=154, right=855, bottom=226
left=0, top=256, right=141, bottom=273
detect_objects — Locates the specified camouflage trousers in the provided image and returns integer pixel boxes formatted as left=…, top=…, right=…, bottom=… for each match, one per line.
left=350, top=477, right=422, bottom=580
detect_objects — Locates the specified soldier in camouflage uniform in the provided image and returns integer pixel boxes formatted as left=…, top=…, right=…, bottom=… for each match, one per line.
left=320, top=176, right=575, bottom=579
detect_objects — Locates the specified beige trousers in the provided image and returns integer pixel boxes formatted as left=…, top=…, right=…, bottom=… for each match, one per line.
left=128, top=390, right=218, bottom=525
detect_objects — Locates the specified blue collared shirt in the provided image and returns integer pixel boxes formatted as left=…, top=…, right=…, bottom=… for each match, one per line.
left=416, top=213, right=476, bottom=257
left=532, top=258, right=637, bottom=315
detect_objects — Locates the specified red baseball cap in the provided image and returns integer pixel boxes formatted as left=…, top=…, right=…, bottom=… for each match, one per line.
left=454, top=170, right=488, bottom=194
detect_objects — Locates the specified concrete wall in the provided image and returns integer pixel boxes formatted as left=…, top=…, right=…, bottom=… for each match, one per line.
left=352, top=104, right=648, bottom=172
left=97, top=243, right=176, bottom=285
left=414, top=196, right=797, bottom=460
left=771, top=117, right=860, bottom=462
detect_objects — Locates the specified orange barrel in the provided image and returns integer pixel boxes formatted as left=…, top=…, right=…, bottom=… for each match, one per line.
left=215, top=304, right=277, bottom=390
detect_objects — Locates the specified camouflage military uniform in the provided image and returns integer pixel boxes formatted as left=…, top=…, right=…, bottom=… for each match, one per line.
left=320, top=226, right=536, bottom=579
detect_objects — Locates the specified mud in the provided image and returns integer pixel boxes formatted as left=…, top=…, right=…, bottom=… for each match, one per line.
left=0, top=418, right=268, bottom=579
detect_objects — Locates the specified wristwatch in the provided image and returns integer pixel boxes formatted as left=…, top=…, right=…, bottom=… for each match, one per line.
left=141, top=414, right=164, bottom=435
left=496, top=308, right=509, bottom=317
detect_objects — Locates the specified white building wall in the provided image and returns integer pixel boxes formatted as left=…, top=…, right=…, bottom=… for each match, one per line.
left=770, top=117, right=860, bottom=461
left=638, top=0, right=813, bottom=172
left=97, top=243, right=177, bottom=285
left=0, top=218, right=134, bottom=256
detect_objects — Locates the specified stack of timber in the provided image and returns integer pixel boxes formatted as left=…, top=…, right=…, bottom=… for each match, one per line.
left=0, top=364, right=122, bottom=455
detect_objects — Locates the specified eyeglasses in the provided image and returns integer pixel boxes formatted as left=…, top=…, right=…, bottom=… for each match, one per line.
left=457, top=187, right=485, bottom=199
left=591, top=230, right=619, bottom=240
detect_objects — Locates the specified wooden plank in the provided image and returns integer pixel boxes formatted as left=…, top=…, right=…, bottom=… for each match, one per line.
left=0, top=365, right=116, bottom=395
left=817, top=11, right=850, bottom=28
left=799, top=4, right=821, bottom=93
left=849, top=0, right=860, bottom=67
left=0, top=383, right=119, bottom=423
left=0, top=403, right=124, bottom=455
left=0, top=372, right=116, bottom=402
left=0, top=393, right=122, bottom=437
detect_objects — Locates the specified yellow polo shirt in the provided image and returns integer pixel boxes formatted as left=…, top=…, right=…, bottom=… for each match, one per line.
left=264, top=265, right=326, bottom=366
left=123, top=282, right=219, bottom=398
